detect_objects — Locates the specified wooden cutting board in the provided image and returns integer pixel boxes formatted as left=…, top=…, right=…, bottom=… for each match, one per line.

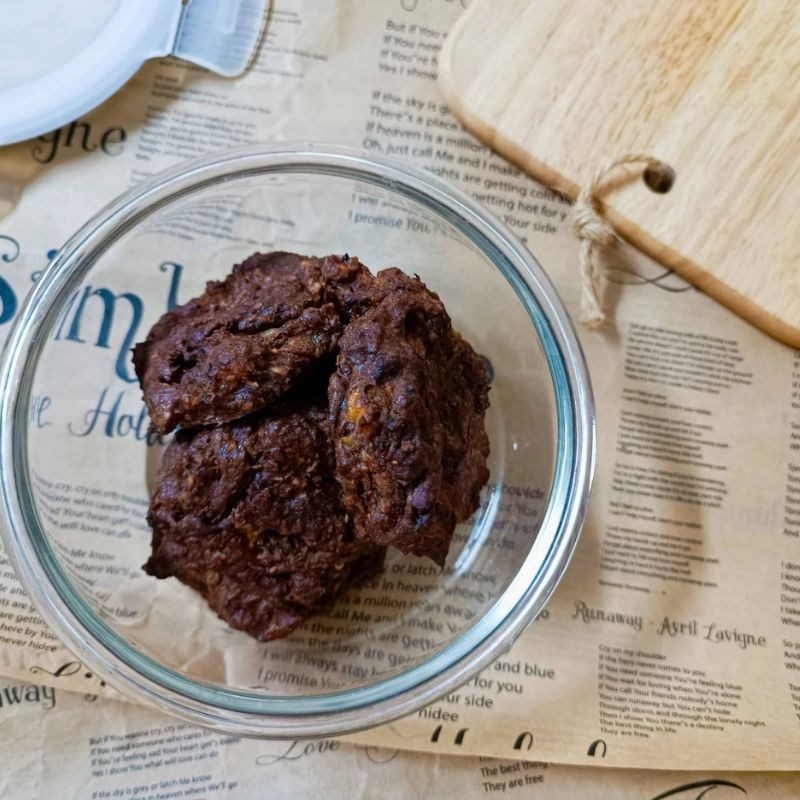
left=439, top=0, right=800, bottom=346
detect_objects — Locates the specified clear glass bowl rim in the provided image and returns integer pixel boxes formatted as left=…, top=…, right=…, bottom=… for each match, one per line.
left=0, top=144, right=595, bottom=737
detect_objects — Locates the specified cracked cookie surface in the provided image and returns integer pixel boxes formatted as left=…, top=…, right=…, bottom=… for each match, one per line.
left=329, top=269, right=490, bottom=566
left=145, top=402, right=385, bottom=641
left=133, top=252, right=343, bottom=432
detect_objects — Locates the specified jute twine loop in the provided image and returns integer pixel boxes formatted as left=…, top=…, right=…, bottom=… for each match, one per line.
left=573, top=154, right=673, bottom=328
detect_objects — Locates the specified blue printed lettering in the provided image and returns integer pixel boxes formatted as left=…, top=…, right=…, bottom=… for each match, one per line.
left=68, top=388, right=164, bottom=446
left=160, top=261, right=184, bottom=311
left=58, top=287, right=143, bottom=383
left=29, top=396, right=52, bottom=428
left=0, top=235, right=20, bottom=324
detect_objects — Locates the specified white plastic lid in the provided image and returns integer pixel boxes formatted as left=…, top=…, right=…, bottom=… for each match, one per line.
left=0, top=0, right=267, bottom=146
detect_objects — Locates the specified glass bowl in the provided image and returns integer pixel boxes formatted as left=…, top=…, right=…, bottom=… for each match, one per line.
left=0, top=145, right=594, bottom=737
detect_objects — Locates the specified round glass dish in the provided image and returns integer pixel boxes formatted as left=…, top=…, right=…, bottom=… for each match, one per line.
left=0, top=144, right=594, bottom=737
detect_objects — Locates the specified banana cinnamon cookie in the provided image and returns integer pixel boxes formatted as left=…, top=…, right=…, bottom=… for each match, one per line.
left=134, top=252, right=343, bottom=433
left=328, top=269, right=490, bottom=566
left=145, top=401, right=385, bottom=641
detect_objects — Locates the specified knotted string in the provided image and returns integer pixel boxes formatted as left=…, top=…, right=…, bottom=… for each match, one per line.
left=573, top=154, right=673, bottom=328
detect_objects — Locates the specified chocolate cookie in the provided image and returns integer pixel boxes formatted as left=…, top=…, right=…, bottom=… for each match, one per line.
left=328, top=269, right=490, bottom=566
left=133, top=252, right=344, bottom=433
left=319, top=253, right=380, bottom=320
left=145, top=403, right=384, bottom=641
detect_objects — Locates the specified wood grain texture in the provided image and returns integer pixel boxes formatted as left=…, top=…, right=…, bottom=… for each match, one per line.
left=439, top=0, right=800, bottom=346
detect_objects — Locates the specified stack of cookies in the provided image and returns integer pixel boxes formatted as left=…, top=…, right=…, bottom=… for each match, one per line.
left=134, top=252, right=489, bottom=641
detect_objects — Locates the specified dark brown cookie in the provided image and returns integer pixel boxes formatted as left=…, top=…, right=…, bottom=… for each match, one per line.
left=329, top=269, right=490, bottom=566
left=145, top=403, right=384, bottom=641
left=133, top=252, right=344, bottom=433
left=319, top=253, right=381, bottom=320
